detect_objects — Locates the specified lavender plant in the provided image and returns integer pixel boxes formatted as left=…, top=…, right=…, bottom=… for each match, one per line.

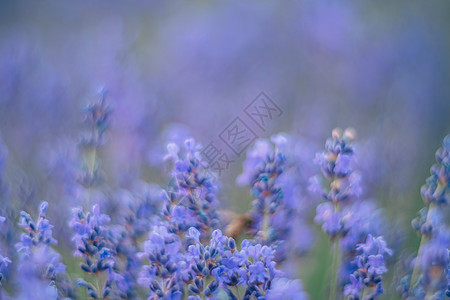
left=236, top=137, right=288, bottom=249
left=236, top=134, right=314, bottom=267
left=16, top=201, right=74, bottom=299
left=310, top=128, right=363, bottom=299
left=309, top=128, right=396, bottom=300
left=0, top=90, right=449, bottom=300
left=401, top=135, right=450, bottom=299
left=344, top=234, right=392, bottom=299
left=162, top=139, right=219, bottom=237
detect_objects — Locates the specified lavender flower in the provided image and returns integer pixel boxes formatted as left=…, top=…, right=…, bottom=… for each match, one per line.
left=311, top=128, right=364, bottom=300
left=81, top=89, right=112, bottom=149
left=111, top=184, right=162, bottom=299
left=0, top=216, right=11, bottom=285
left=162, top=139, right=219, bottom=236
left=266, top=278, right=307, bottom=300
left=416, top=229, right=449, bottom=299
left=70, top=204, right=121, bottom=299
left=420, top=135, right=450, bottom=206
left=311, top=128, right=362, bottom=239
left=408, top=135, right=450, bottom=297
left=237, top=135, right=301, bottom=264
left=137, top=226, right=185, bottom=300
left=344, top=235, right=392, bottom=299
left=15, top=202, right=72, bottom=299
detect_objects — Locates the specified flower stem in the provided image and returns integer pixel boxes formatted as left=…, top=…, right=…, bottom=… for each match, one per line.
left=85, top=146, right=97, bottom=209
left=409, top=202, right=434, bottom=293
left=329, top=200, right=341, bottom=300
left=234, top=286, right=242, bottom=300
left=361, top=287, right=367, bottom=300
left=329, top=237, right=341, bottom=300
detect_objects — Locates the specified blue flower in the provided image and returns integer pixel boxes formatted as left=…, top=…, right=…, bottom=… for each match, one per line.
left=266, top=278, right=307, bottom=300
left=346, top=235, right=392, bottom=299
left=344, top=274, right=362, bottom=297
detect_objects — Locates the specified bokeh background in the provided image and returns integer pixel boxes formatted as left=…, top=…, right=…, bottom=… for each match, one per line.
left=0, top=1, right=449, bottom=299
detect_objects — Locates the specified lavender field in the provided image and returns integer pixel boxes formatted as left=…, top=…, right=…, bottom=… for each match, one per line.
left=0, top=1, right=449, bottom=299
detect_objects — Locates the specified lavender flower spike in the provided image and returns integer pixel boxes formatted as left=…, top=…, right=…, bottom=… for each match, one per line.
left=409, top=135, right=450, bottom=295
left=344, top=235, right=392, bottom=299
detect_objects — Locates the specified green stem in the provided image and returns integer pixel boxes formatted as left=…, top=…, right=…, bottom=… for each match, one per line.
left=409, top=202, right=434, bottom=292
left=234, top=286, right=242, bottom=300
left=329, top=200, right=341, bottom=300
left=85, top=146, right=97, bottom=209
left=361, top=287, right=367, bottom=300
left=94, top=273, right=104, bottom=300
left=329, top=238, right=341, bottom=300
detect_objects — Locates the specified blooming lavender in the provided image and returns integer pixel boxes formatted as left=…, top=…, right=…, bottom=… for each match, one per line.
left=237, top=134, right=311, bottom=265
left=162, top=139, right=219, bottom=237
left=238, top=138, right=287, bottom=244
left=0, top=216, right=11, bottom=286
left=310, top=128, right=365, bottom=299
left=70, top=204, right=124, bottom=299
left=15, top=202, right=74, bottom=299
left=137, top=225, right=185, bottom=299
left=310, top=128, right=362, bottom=239
left=404, top=135, right=450, bottom=299
left=344, top=235, right=392, bottom=299
left=0, top=139, right=12, bottom=291
left=0, top=76, right=448, bottom=300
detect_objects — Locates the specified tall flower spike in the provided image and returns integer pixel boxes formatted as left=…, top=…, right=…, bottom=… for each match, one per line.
left=311, top=128, right=362, bottom=300
left=81, top=88, right=112, bottom=149
left=137, top=226, right=185, bottom=300
left=0, top=216, right=11, bottom=287
left=78, top=90, right=111, bottom=208
left=237, top=135, right=301, bottom=264
left=409, top=135, right=450, bottom=296
left=246, top=139, right=286, bottom=243
left=162, top=139, right=219, bottom=237
left=15, top=202, right=70, bottom=299
left=69, top=204, right=122, bottom=299
left=344, top=235, right=392, bottom=299
left=418, top=229, right=449, bottom=299
left=0, top=139, right=12, bottom=289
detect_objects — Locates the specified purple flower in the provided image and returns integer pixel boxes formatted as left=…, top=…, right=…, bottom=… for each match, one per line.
left=356, top=234, right=393, bottom=257
left=344, top=274, right=362, bottom=297
left=162, top=138, right=219, bottom=236
left=69, top=204, right=118, bottom=298
left=80, top=89, right=111, bottom=148
left=367, top=255, right=387, bottom=275
left=266, top=277, right=307, bottom=300
left=346, top=235, right=392, bottom=299
left=312, top=128, right=362, bottom=240
left=248, top=261, right=268, bottom=285
left=13, top=203, right=70, bottom=298
left=138, top=226, right=185, bottom=299
left=419, top=230, right=449, bottom=295
left=420, top=134, right=450, bottom=206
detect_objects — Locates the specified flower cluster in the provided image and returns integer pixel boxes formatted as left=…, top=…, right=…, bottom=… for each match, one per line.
left=401, top=135, right=450, bottom=299
left=162, top=139, right=219, bottom=236
left=15, top=202, right=73, bottom=299
left=237, top=134, right=314, bottom=266
left=344, top=235, right=392, bottom=299
left=0, top=216, right=11, bottom=285
left=237, top=138, right=287, bottom=245
left=310, top=128, right=362, bottom=239
left=0, top=96, right=449, bottom=300
left=70, top=204, right=124, bottom=299
left=310, top=128, right=395, bottom=299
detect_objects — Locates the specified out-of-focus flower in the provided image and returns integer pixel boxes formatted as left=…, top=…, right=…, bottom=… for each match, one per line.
left=344, top=235, right=392, bottom=299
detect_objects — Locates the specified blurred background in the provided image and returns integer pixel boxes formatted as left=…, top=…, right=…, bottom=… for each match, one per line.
left=0, top=1, right=449, bottom=299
